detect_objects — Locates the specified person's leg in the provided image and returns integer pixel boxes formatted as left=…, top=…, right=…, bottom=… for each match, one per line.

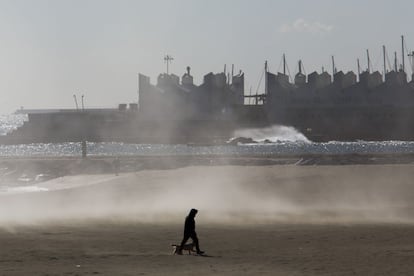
left=177, top=234, right=190, bottom=255
left=190, top=233, right=203, bottom=253
left=180, top=234, right=190, bottom=249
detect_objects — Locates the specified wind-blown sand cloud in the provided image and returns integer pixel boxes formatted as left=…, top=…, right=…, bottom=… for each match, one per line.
left=1, top=164, right=414, bottom=226
left=279, top=18, right=334, bottom=34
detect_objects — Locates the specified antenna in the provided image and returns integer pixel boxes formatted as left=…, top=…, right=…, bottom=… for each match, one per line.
left=283, top=54, right=286, bottom=75
left=366, top=49, right=371, bottom=73
left=164, top=54, right=174, bottom=74
left=331, top=55, right=336, bottom=80
left=298, top=60, right=302, bottom=74
left=81, top=94, right=85, bottom=111
left=73, top=94, right=79, bottom=110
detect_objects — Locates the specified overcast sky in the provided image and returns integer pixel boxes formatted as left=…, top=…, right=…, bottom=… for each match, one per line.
left=0, top=0, right=413, bottom=113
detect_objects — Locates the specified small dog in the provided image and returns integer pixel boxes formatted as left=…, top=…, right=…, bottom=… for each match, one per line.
left=171, top=243, right=195, bottom=255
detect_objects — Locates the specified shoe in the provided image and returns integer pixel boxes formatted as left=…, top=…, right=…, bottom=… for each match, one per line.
left=197, top=251, right=205, bottom=255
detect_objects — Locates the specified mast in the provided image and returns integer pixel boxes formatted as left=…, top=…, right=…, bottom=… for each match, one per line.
left=331, top=55, right=336, bottom=79
left=298, top=60, right=302, bottom=74
left=73, top=94, right=79, bottom=110
left=383, top=45, right=386, bottom=81
left=283, top=54, right=286, bottom=75
left=357, top=58, right=361, bottom=77
left=394, top=51, right=398, bottom=72
left=264, top=60, right=268, bottom=95
left=402, top=35, right=405, bottom=72
left=366, top=49, right=371, bottom=73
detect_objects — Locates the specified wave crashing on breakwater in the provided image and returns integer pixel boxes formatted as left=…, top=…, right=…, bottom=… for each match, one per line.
left=232, top=125, right=310, bottom=143
left=2, top=115, right=414, bottom=157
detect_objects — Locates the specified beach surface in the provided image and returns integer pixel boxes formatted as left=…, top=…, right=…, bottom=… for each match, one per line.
left=1, top=162, right=414, bottom=275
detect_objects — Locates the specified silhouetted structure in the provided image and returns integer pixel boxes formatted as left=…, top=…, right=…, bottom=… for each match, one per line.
left=265, top=65, right=414, bottom=141
left=3, top=36, right=414, bottom=143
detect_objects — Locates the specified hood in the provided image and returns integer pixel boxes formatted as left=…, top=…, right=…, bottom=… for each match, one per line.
left=188, top=208, right=198, bottom=218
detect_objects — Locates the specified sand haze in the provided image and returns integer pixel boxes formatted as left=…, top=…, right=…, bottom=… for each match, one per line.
left=1, top=164, right=413, bottom=227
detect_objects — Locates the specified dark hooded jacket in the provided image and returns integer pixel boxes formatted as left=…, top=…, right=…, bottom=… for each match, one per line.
left=184, top=208, right=198, bottom=235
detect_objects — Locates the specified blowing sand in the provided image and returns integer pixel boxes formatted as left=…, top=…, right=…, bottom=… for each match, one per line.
left=1, top=163, right=414, bottom=275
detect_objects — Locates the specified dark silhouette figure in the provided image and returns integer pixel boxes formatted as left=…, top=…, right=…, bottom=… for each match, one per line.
left=179, top=208, right=204, bottom=255
left=81, top=140, right=87, bottom=158
left=112, top=157, right=120, bottom=175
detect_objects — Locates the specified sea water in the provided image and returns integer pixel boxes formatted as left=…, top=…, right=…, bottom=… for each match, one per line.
left=1, top=113, right=414, bottom=157
left=2, top=113, right=414, bottom=195
left=0, top=114, right=27, bottom=136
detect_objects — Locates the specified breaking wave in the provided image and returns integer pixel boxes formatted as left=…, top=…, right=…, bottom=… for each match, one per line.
left=233, top=125, right=310, bottom=143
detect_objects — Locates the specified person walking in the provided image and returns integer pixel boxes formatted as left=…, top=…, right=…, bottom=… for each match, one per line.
left=112, top=157, right=120, bottom=176
left=179, top=208, right=204, bottom=255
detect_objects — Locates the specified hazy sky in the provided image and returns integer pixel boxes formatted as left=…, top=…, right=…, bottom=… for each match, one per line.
left=0, top=0, right=412, bottom=113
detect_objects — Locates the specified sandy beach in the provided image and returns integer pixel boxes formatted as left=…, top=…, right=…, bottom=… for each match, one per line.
left=1, top=161, right=414, bottom=275
left=2, top=222, right=414, bottom=275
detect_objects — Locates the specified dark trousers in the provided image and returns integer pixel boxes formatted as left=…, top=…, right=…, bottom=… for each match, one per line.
left=180, top=232, right=200, bottom=252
